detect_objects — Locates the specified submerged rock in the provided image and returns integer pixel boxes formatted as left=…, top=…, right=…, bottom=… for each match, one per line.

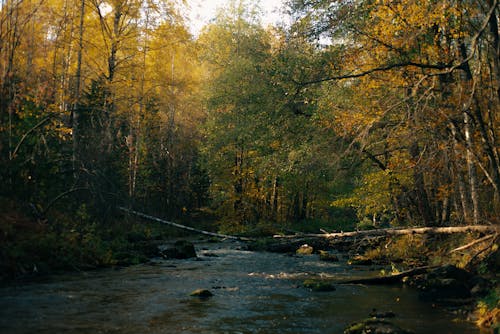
left=344, top=318, right=413, bottom=334
left=190, top=289, right=213, bottom=298
left=162, top=240, right=197, bottom=259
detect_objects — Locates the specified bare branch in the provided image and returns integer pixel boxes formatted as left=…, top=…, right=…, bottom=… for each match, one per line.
left=10, top=115, right=55, bottom=160
left=299, top=0, right=498, bottom=86
left=450, top=234, right=497, bottom=253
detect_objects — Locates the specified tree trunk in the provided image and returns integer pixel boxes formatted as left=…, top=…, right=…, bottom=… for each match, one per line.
left=464, top=110, right=480, bottom=224
left=409, top=142, right=434, bottom=225
left=72, top=0, right=85, bottom=178
left=459, top=40, right=500, bottom=210
left=450, top=125, right=472, bottom=222
left=488, top=0, right=500, bottom=103
left=271, top=176, right=279, bottom=221
left=273, top=225, right=500, bottom=239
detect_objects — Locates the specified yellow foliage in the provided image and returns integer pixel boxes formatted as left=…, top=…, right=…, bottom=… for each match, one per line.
left=476, top=305, right=500, bottom=330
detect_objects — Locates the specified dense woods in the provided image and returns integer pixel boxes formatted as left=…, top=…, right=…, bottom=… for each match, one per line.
left=1, top=0, right=499, bottom=264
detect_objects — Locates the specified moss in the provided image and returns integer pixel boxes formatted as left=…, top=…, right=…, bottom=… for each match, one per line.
left=296, top=244, right=314, bottom=255
left=303, top=279, right=336, bottom=292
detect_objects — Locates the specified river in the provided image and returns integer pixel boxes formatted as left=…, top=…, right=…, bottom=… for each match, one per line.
left=0, top=240, right=480, bottom=333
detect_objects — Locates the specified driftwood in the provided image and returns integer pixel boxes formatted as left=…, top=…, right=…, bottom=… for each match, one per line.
left=337, top=266, right=436, bottom=285
left=273, top=225, right=500, bottom=240
left=118, top=207, right=254, bottom=241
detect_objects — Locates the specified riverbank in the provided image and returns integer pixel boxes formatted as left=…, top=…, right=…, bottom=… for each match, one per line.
left=0, top=199, right=193, bottom=282
left=248, top=233, right=499, bottom=333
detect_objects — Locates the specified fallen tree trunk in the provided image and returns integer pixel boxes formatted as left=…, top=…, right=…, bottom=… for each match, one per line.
left=337, top=266, right=436, bottom=285
left=273, top=225, right=499, bottom=239
left=118, top=207, right=254, bottom=241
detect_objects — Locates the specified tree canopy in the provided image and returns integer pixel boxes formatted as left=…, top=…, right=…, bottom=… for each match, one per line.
left=1, top=0, right=498, bottom=233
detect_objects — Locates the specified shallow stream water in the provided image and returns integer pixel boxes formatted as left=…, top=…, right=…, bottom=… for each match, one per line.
left=0, top=240, right=479, bottom=333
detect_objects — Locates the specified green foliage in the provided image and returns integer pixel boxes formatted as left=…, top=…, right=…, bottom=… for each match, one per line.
left=476, top=287, right=500, bottom=331
left=0, top=199, right=172, bottom=279
left=481, top=288, right=500, bottom=310
left=363, top=235, right=430, bottom=267
left=198, top=5, right=354, bottom=232
left=332, top=168, right=413, bottom=227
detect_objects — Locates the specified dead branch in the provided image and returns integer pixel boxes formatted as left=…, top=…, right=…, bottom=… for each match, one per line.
left=465, top=234, right=499, bottom=270
left=11, top=114, right=55, bottom=160
left=118, top=207, right=254, bottom=241
left=450, top=234, right=498, bottom=253
left=42, top=187, right=89, bottom=215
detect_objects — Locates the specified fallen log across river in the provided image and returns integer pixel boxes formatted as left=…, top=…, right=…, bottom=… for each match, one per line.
left=273, top=225, right=499, bottom=239
left=118, top=206, right=254, bottom=241
left=118, top=206, right=499, bottom=256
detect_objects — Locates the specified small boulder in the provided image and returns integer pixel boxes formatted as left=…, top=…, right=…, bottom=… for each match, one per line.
left=190, top=289, right=213, bottom=298
left=162, top=240, right=197, bottom=259
left=296, top=244, right=314, bottom=255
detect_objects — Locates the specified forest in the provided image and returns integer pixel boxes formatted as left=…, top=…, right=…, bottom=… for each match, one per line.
left=1, top=0, right=499, bottom=332
left=1, top=0, right=499, bottom=259
left=2, top=0, right=499, bottom=234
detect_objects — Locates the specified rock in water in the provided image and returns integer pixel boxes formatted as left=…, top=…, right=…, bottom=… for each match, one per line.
left=296, top=244, right=314, bottom=255
left=190, top=289, right=213, bottom=298
left=162, top=240, right=197, bottom=259
left=344, top=319, right=414, bottom=334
